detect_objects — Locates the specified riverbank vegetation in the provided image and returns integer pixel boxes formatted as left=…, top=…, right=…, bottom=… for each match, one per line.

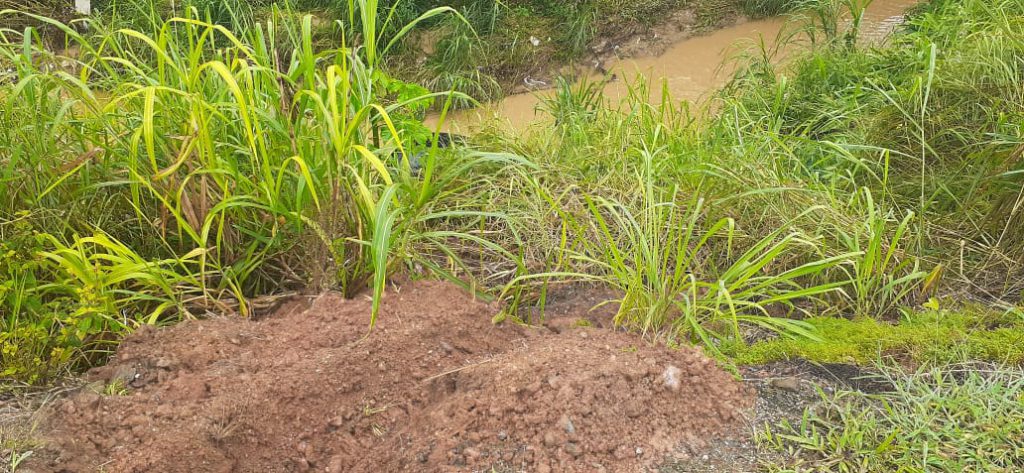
left=2, top=0, right=1023, bottom=470
left=79, top=0, right=801, bottom=103
left=1, top=0, right=1021, bottom=382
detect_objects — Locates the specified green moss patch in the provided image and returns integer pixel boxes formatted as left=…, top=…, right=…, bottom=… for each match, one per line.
left=726, top=307, right=1024, bottom=365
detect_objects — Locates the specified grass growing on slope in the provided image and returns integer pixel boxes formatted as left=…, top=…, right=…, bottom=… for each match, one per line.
left=574, top=149, right=850, bottom=353
left=4, top=0, right=1024, bottom=386
left=0, top=5, right=526, bottom=382
left=726, top=0, right=1024, bottom=291
left=483, top=0, right=1022, bottom=359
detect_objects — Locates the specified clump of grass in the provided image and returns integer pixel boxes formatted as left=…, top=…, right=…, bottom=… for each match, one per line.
left=520, top=147, right=852, bottom=355
left=418, top=7, right=501, bottom=107
left=0, top=4, right=522, bottom=382
left=538, top=75, right=605, bottom=130
left=741, top=0, right=801, bottom=18
left=835, top=188, right=926, bottom=318
left=796, top=0, right=877, bottom=47
left=760, top=362, right=1024, bottom=471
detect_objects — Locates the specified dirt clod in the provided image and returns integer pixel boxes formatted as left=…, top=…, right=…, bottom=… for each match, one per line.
left=31, top=281, right=750, bottom=472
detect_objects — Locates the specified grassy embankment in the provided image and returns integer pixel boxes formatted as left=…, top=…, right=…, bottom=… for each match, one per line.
left=1, top=0, right=1021, bottom=381
left=1, top=0, right=1023, bottom=470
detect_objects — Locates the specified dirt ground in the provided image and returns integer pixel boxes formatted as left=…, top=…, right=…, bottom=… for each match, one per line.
left=22, top=281, right=755, bottom=473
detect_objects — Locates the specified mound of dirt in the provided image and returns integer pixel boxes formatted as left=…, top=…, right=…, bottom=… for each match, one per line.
left=30, top=281, right=751, bottom=473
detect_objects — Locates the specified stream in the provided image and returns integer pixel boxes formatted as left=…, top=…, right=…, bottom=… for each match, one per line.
left=431, top=0, right=920, bottom=132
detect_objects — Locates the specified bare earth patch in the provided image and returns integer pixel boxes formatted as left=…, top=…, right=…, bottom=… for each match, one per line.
left=24, top=281, right=751, bottom=472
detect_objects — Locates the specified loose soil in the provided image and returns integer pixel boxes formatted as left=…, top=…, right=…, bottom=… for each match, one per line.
left=26, top=281, right=752, bottom=472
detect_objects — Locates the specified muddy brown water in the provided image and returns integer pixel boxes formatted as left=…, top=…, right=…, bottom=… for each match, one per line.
left=432, top=0, right=920, bottom=132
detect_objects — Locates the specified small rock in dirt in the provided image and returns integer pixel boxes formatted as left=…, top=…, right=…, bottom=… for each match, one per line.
left=464, top=447, right=481, bottom=460
left=439, top=341, right=454, bottom=355
left=497, top=430, right=508, bottom=441
left=564, top=442, right=582, bottom=458
left=662, top=365, right=682, bottom=392
left=326, top=455, right=344, bottom=473
left=635, top=446, right=644, bottom=457
left=610, top=445, right=630, bottom=460
left=110, top=366, right=138, bottom=385
left=770, top=377, right=802, bottom=392
left=155, top=357, right=174, bottom=369
left=543, top=431, right=559, bottom=447
left=559, top=414, right=575, bottom=435
left=328, top=416, right=344, bottom=428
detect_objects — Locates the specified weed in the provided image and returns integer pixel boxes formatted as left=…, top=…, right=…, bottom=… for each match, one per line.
left=0, top=392, right=42, bottom=473
left=103, top=377, right=128, bottom=396
left=836, top=188, right=926, bottom=317
left=741, top=0, right=801, bottom=18
left=760, top=362, right=1024, bottom=471
left=206, top=404, right=246, bottom=443
left=538, top=75, right=604, bottom=130
left=525, top=147, right=850, bottom=355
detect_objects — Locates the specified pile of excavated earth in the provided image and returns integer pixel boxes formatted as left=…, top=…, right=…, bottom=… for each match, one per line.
left=28, top=281, right=751, bottom=472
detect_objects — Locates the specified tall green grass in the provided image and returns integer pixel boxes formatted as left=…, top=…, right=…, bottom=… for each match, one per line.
left=483, top=0, right=1023, bottom=357
left=0, top=4, right=524, bottom=381
left=571, top=148, right=850, bottom=353
left=3, top=0, right=1023, bottom=383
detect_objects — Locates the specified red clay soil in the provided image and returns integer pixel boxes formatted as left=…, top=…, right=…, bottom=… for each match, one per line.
left=28, top=281, right=752, bottom=473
